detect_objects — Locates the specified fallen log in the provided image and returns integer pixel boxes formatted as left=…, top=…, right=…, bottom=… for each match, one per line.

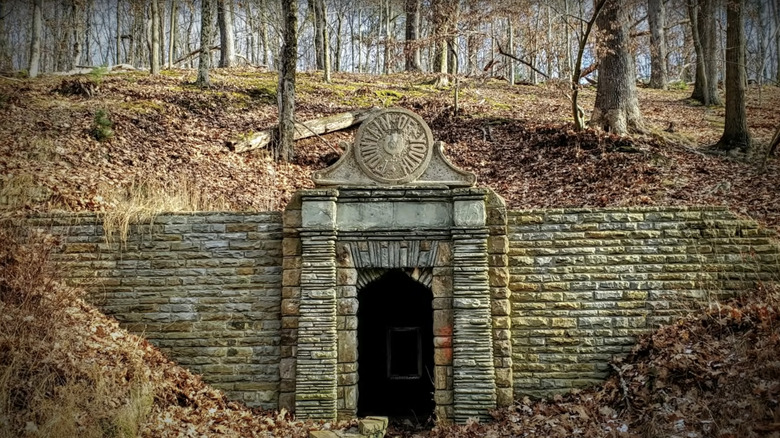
left=226, top=108, right=381, bottom=153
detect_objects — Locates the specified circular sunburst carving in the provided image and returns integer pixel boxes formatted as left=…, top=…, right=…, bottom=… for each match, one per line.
left=354, top=108, right=433, bottom=184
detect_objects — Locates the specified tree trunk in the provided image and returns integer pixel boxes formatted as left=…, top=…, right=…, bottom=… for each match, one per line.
left=277, top=0, right=298, bottom=163
left=404, top=0, right=421, bottom=71
left=572, top=0, right=607, bottom=131
left=431, top=0, right=450, bottom=84
left=259, top=0, right=269, bottom=66
left=647, top=0, right=668, bottom=89
left=335, top=11, right=342, bottom=71
left=590, top=0, right=645, bottom=134
left=115, top=0, right=121, bottom=65
left=691, top=0, right=721, bottom=105
left=150, top=0, right=161, bottom=74
left=29, top=0, right=43, bottom=78
left=196, top=0, right=213, bottom=86
left=314, top=0, right=330, bottom=81
left=465, top=0, right=478, bottom=76
left=168, top=0, right=177, bottom=68
left=775, top=0, right=780, bottom=85
left=714, top=0, right=750, bottom=152
left=688, top=0, right=709, bottom=102
left=507, top=18, right=515, bottom=85
left=447, top=1, right=459, bottom=76
left=70, top=0, right=86, bottom=70
left=383, top=0, right=391, bottom=74
left=0, top=0, right=11, bottom=71
left=217, top=0, right=235, bottom=67
left=701, top=0, right=721, bottom=105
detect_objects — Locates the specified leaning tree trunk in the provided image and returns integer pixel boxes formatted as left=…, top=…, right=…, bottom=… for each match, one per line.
left=277, top=0, right=298, bottom=163
left=28, top=0, right=43, bottom=78
left=714, top=0, right=750, bottom=152
left=590, top=0, right=645, bottom=135
left=647, top=0, right=668, bottom=89
left=196, top=0, right=213, bottom=86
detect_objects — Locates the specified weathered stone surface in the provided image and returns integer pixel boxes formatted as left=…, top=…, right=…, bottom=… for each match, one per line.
left=35, top=212, right=284, bottom=409
left=34, top=201, right=780, bottom=423
left=313, top=108, right=475, bottom=187
left=508, top=206, right=779, bottom=400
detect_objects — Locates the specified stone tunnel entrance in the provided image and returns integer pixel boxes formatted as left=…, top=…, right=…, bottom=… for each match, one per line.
left=282, top=108, right=507, bottom=422
left=357, top=270, right=434, bottom=419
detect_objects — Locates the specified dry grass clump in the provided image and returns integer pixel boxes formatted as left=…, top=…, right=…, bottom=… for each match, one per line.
left=99, top=177, right=231, bottom=244
left=0, top=225, right=153, bottom=437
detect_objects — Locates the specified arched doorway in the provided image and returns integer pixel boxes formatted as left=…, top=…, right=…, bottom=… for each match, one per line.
left=357, top=270, right=435, bottom=419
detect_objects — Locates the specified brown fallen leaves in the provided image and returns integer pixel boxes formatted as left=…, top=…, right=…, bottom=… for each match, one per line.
left=1, top=71, right=779, bottom=232
left=430, top=283, right=780, bottom=438
left=0, top=225, right=355, bottom=438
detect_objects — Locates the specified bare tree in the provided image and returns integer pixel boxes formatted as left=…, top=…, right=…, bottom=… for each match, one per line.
left=714, top=0, right=750, bottom=152
left=217, top=0, right=235, bottom=67
left=196, top=0, right=214, bottom=86
left=277, top=0, right=297, bottom=163
left=571, top=0, right=608, bottom=131
left=29, top=0, right=43, bottom=77
left=648, top=0, right=668, bottom=88
left=590, top=0, right=645, bottom=134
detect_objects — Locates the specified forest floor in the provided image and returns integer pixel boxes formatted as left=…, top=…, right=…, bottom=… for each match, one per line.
left=1, top=69, right=780, bottom=437
left=0, top=68, right=779, bottom=230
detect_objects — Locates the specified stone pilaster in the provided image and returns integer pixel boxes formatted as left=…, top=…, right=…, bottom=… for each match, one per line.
left=296, top=191, right=339, bottom=419
left=452, top=189, right=496, bottom=422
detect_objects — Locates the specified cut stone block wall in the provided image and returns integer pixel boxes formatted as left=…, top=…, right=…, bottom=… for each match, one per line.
left=507, top=207, right=779, bottom=399
left=26, top=212, right=283, bottom=408
left=24, top=205, right=779, bottom=414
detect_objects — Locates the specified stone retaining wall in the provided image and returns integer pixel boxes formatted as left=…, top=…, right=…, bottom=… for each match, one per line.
left=26, top=212, right=283, bottom=408
left=24, top=206, right=779, bottom=412
left=507, top=206, right=779, bottom=398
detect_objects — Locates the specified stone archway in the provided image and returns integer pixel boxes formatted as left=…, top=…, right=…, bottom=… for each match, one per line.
left=356, top=269, right=434, bottom=419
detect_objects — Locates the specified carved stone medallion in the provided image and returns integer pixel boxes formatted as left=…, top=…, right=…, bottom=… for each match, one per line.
left=354, top=108, right=434, bottom=184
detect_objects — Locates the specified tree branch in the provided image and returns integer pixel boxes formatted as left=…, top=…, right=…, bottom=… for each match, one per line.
left=496, top=41, right=550, bottom=79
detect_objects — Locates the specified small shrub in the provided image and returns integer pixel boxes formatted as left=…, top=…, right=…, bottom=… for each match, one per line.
left=91, top=109, right=114, bottom=141
left=88, top=65, right=110, bottom=84
left=668, top=80, right=689, bottom=91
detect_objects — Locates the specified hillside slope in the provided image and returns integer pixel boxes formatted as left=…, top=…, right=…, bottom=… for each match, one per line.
left=0, top=226, right=353, bottom=437
left=0, top=69, right=779, bottom=231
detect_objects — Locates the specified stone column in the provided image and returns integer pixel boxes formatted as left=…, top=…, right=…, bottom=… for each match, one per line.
left=296, top=190, right=339, bottom=419
left=451, top=189, right=497, bottom=422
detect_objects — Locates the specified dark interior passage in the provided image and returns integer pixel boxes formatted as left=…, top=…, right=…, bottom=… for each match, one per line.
left=357, top=270, right=434, bottom=419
